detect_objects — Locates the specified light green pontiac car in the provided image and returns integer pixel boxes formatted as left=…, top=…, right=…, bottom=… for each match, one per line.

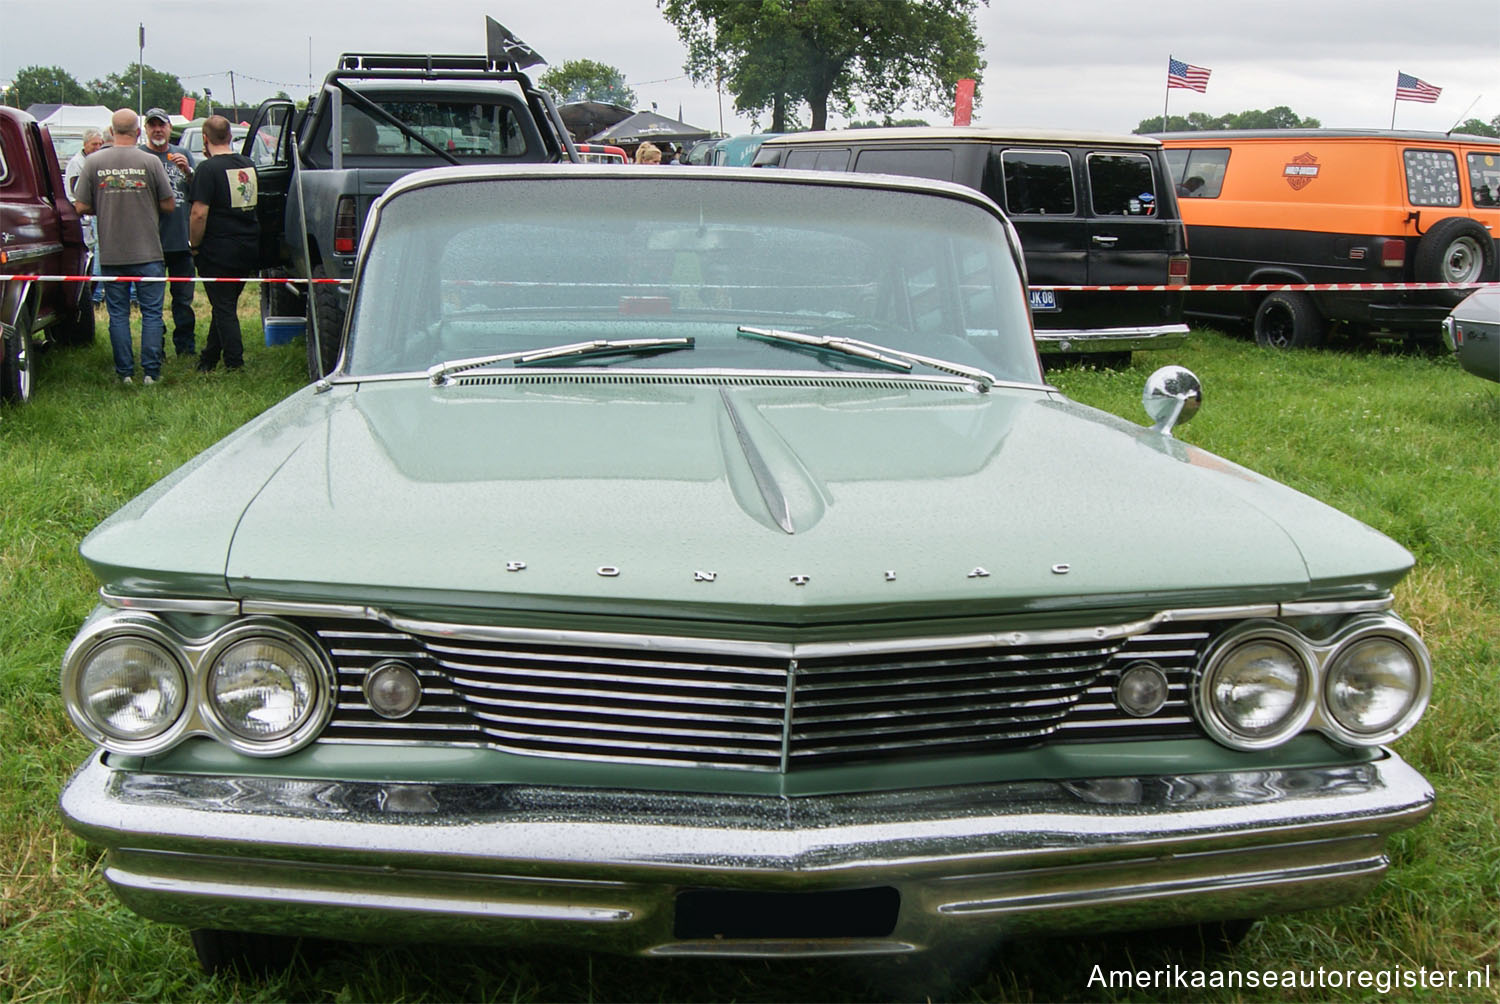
left=59, top=166, right=1434, bottom=973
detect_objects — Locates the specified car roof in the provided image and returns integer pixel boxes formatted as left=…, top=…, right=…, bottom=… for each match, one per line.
left=1154, top=128, right=1500, bottom=145
left=761, top=126, right=1161, bottom=148
left=382, top=162, right=1009, bottom=213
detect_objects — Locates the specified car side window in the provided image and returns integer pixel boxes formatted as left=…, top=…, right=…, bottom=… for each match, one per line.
left=1403, top=149, right=1461, bottom=207
left=1164, top=147, right=1229, bottom=198
left=987, top=149, right=1075, bottom=215
left=853, top=148, right=955, bottom=182
left=253, top=105, right=293, bottom=168
left=1087, top=152, right=1157, bottom=216
left=1466, top=152, right=1499, bottom=206
left=784, top=148, right=850, bottom=172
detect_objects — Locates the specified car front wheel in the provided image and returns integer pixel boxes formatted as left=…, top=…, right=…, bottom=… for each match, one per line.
left=1254, top=291, right=1327, bottom=350
left=189, top=928, right=306, bottom=975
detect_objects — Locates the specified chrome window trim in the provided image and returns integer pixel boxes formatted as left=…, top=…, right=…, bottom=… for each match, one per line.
left=99, top=591, right=1391, bottom=661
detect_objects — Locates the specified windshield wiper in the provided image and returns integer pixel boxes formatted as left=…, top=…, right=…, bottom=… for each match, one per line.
left=429, top=337, right=693, bottom=384
left=736, top=326, right=995, bottom=391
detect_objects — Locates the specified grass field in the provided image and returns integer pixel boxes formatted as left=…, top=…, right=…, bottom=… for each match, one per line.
left=1, top=307, right=1496, bottom=1002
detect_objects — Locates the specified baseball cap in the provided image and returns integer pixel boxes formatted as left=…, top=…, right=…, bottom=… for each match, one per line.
left=144, top=107, right=170, bottom=124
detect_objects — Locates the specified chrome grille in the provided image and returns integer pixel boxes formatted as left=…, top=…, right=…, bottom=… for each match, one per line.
left=313, top=620, right=1207, bottom=771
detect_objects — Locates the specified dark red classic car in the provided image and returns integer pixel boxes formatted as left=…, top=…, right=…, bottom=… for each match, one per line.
left=1, top=106, right=95, bottom=403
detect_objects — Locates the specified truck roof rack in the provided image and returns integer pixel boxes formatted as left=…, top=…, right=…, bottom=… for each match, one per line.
left=336, top=53, right=505, bottom=73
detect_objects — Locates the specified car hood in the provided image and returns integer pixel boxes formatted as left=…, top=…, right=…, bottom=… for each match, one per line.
left=81, top=377, right=1412, bottom=625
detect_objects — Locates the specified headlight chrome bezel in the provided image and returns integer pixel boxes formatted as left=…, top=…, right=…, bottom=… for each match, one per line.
left=62, top=618, right=194, bottom=755
left=1194, top=615, right=1431, bottom=751
left=60, top=609, right=334, bottom=758
left=199, top=623, right=337, bottom=756
left=1194, top=623, right=1317, bottom=750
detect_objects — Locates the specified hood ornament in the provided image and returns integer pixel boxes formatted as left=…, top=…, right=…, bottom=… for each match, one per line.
left=968, top=567, right=991, bottom=579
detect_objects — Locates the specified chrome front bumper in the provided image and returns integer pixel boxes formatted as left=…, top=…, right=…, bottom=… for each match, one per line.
left=1034, top=323, right=1191, bottom=354
left=60, top=750, right=1432, bottom=957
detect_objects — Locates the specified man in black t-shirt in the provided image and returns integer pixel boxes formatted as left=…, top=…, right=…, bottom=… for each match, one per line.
left=188, top=116, right=259, bottom=372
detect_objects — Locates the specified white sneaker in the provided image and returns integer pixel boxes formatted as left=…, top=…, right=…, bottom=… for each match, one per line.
left=143, top=375, right=158, bottom=386
left=119, top=375, right=134, bottom=385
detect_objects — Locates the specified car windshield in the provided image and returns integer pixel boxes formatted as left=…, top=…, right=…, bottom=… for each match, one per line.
left=346, top=174, right=1041, bottom=384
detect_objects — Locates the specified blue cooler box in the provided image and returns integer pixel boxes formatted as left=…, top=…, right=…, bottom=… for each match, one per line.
left=264, top=316, right=305, bottom=347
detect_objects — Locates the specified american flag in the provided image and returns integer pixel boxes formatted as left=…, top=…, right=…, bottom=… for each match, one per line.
left=1168, top=58, right=1211, bottom=93
left=1395, top=72, right=1442, bottom=103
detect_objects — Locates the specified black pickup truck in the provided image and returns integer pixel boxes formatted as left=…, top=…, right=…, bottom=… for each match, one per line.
left=242, top=21, right=578, bottom=380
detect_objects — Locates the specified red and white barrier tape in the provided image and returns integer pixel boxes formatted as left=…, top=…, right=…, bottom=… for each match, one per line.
left=0, top=275, right=1495, bottom=292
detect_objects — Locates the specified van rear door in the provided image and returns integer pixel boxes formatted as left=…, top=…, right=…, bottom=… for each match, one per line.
left=1081, top=149, right=1184, bottom=330
left=979, top=147, right=1087, bottom=317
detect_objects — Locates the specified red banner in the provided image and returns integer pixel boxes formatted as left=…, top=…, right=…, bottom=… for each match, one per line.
left=953, top=78, right=975, bottom=127
left=180, top=96, right=196, bottom=120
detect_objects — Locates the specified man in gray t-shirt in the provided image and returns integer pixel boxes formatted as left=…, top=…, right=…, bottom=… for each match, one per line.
left=74, top=108, right=175, bottom=384
left=143, top=107, right=199, bottom=356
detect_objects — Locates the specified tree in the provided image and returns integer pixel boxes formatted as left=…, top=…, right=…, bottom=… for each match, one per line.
left=88, top=64, right=197, bottom=115
left=1134, top=106, right=1320, bottom=134
left=660, top=0, right=986, bottom=132
left=849, top=117, right=931, bottom=128
left=9, top=65, right=94, bottom=108
left=538, top=59, right=637, bottom=108
left=1454, top=115, right=1500, bottom=138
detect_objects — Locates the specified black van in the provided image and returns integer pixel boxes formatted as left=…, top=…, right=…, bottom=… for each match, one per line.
left=753, top=127, right=1190, bottom=364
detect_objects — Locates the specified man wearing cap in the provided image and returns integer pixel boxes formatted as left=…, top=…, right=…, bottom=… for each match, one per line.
left=72, top=109, right=175, bottom=385
left=142, top=107, right=199, bottom=357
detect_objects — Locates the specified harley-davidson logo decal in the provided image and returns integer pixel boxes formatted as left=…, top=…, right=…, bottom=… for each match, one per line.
left=1283, top=153, right=1320, bottom=191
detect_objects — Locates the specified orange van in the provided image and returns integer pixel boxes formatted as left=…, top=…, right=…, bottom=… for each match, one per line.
left=1158, top=129, right=1499, bottom=348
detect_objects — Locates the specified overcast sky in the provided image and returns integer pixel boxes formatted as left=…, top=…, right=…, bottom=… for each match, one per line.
left=1, top=0, right=1495, bottom=134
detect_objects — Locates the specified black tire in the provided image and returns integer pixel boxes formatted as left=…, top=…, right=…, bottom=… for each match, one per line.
left=1, top=304, right=37, bottom=404
left=1414, top=217, right=1496, bottom=284
left=304, top=265, right=345, bottom=382
left=1253, top=290, right=1327, bottom=350
left=1150, top=918, right=1257, bottom=955
left=54, top=282, right=96, bottom=347
left=189, top=928, right=304, bottom=975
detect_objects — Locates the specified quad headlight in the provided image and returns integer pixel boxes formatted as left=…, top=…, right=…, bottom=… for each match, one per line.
left=1195, top=616, right=1430, bottom=751
left=1321, top=627, right=1429, bottom=745
left=204, top=635, right=325, bottom=750
left=62, top=611, right=334, bottom=757
left=70, top=635, right=189, bottom=749
left=1197, top=629, right=1315, bottom=749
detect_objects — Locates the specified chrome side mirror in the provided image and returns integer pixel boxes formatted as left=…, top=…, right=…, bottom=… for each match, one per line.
left=1142, top=366, right=1202, bottom=437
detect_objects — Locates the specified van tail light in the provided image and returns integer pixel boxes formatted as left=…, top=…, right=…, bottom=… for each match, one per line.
left=1380, top=239, right=1405, bottom=269
left=333, top=197, right=358, bottom=254
left=1168, top=255, right=1190, bottom=286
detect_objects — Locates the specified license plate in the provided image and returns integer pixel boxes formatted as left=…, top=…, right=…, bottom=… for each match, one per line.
left=1029, top=289, right=1059, bottom=312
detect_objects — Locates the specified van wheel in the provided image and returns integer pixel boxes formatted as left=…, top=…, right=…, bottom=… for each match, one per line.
left=1414, top=218, right=1495, bottom=283
left=1254, top=291, right=1327, bottom=350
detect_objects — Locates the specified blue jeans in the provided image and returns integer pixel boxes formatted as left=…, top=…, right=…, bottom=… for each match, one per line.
left=102, top=261, right=166, bottom=379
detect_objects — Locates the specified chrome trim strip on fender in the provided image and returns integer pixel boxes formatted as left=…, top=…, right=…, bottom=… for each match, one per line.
left=97, top=591, right=1397, bottom=661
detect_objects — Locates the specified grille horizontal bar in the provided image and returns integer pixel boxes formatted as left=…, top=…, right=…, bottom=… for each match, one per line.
left=313, top=620, right=1210, bottom=771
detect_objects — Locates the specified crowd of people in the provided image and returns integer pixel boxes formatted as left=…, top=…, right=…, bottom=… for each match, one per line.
left=68, top=108, right=260, bottom=386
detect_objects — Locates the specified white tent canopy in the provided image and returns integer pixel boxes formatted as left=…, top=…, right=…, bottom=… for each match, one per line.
left=39, top=105, right=113, bottom=130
